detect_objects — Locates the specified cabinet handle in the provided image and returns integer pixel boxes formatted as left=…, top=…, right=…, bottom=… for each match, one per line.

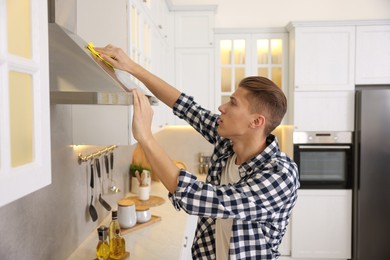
left=183, top=236, right=188, bottom=248
left=295, top=85, right=299, bottom=89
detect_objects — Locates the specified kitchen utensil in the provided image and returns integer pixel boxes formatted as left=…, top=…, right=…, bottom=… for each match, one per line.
left=104, top=154, right=109, bottom=182
left=117, top=198, right=137, bottom=229
left=109, top=151, right=119, bottom=193
left=89, top=162, right=98, bottom=222
left=95, top=157, right=111, bottom=211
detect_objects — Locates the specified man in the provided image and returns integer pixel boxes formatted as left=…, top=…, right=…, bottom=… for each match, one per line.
left=96, top=44, right=299, bottom=259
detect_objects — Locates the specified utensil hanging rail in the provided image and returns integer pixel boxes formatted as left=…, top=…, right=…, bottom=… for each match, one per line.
left=78, top=145, right=117, bottom=165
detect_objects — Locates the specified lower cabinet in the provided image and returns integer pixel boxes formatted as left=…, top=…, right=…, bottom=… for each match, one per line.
left=291, top=189, right=352, bottom=259
left=178, top=190, right=352, bottom=260
left=279, top=222, right=292, bottom=256
left=180, top=215, right=198, bottom=260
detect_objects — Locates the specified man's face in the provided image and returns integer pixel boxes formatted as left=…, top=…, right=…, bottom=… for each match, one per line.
left=217, top=87, right=259, bottom=139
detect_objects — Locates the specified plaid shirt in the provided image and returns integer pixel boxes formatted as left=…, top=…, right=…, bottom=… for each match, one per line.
left=169, top=93, right=300, bottom=259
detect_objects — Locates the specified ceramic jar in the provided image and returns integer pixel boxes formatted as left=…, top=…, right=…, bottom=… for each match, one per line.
left=136, top=206, right=151, bottom=223
left=117, top=198, right=137, bottom=228
left=138, top=185, right=150, bottom=201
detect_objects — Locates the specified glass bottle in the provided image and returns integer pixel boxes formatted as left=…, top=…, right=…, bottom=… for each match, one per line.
left=109, top=210, right=126, bottom=259
left=96, top=226, right=110, bottom=260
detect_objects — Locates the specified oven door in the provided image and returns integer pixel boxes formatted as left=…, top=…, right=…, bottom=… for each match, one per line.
left=294, top=144, right=353, bottom=189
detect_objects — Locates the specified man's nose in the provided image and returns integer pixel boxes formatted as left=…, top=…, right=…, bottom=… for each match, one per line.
left=218, top=104, right=224, bottom=113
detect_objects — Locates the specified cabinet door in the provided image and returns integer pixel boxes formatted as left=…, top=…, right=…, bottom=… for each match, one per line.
left=0, top=0, right=51, bottom=207
left=279, top=222, right=291, bottom=256
left=215, top=33, right=288, bottom=121
left=175, top=48, right=215, bottom=125
left=174, top=11, right=214, bottom=48
left=294, top=27, right=355, bottom=91
left=291, top=190, right=352, bottom=259
left=180, top=215, right=198, bottom=260
left=294, top=91, right=354, bottom=131
left=215, top=35, right=251, bottom=110
left=356, top=25, right=390, bottom=84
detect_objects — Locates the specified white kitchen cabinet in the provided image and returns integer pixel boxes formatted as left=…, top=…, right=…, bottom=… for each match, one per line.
left=356, top=24, right=390, bottom=84
left=0, top=0, right=51, bottom=207
left=180, top=215, right=198, bottom=260
left=288, top=25, right=355, bottom=91
left=215, top=33, right=251, bottom=109
left=173, top=8, right=216, bottom=125
left=175, top=48, right=215, bottom=124
left=215, top=31, right=289, bottom=121
left=293, top=91, right=354, bottom=131
left=178, top=213, right=292, bottom=259
left=291, top=190, right=352, bottom=259
left=279, top=222, right=291, bottom=256
left=149, top=0, right=171, bottom=40
left=174, top=10, right=215, bottom=48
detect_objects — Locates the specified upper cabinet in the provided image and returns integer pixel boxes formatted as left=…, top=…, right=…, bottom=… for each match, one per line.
left=0, top=0, right=51, bottom=207
left=356, top=24, right=390, bottom=85
left=173, top=9, right=216, bottom=125
left=289, top=25, right=356, bottom=91
left=215, top=31, right=289, bottom=121
left=287, top=22, right=356, bottom=131
left=174, top=10, right=215, bottom=48
left=293, top=91, right=355, bottom=131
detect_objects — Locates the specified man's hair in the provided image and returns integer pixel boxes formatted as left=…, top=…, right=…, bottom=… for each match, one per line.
left=239, top=76, right=287, bottom=135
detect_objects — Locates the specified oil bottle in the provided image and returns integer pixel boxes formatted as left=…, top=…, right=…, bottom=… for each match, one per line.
left=109, top=210, right=126, bottom=259
left=96, top=226, right=110, bottom=260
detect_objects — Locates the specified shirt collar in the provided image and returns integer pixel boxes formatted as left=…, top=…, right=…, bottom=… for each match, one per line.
left=238, top=134, right=280, bottom=178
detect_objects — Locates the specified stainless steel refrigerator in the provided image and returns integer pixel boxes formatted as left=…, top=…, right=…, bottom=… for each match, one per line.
left=353, top=86, right=390, bottom=260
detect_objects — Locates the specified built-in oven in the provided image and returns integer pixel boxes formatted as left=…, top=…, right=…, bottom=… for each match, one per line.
left=293, top=132, right=353, bottom=189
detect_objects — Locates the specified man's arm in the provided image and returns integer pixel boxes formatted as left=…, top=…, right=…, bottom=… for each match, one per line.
left=131, top=89, right=180, bottom=194
left=95, top=45, right=181, bottom=108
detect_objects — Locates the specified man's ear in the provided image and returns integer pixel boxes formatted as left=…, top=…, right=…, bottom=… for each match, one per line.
left=250, top=114, right=266, bottom=128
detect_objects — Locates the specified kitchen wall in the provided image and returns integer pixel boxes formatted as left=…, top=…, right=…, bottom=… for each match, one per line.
left=0, top=0, right=389, bottom=259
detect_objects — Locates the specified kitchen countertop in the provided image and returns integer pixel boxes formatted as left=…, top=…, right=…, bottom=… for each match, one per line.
left=67, top=181, right=190, bottom=260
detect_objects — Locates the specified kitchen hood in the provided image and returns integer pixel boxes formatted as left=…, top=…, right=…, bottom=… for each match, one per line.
left=48, top=23, right=157, bottom=105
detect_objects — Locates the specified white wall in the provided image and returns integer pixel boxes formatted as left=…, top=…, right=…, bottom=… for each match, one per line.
left=171, top=0, right=390, bottom=27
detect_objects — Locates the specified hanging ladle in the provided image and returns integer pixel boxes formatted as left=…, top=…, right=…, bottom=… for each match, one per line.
left=95, top=157, right=111, bottom=211
left=89, top=161, right=98, bottom=222
left=109, top=151, right=119, bottom=193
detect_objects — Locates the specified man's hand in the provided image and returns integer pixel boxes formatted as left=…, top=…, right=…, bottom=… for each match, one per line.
left=95, top=44, right=135, bottom=73
left=132, top=89, right=154, bottom=144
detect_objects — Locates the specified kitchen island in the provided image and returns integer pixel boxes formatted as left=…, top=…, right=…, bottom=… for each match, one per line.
left=67, top=181, right=191, bottom=260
